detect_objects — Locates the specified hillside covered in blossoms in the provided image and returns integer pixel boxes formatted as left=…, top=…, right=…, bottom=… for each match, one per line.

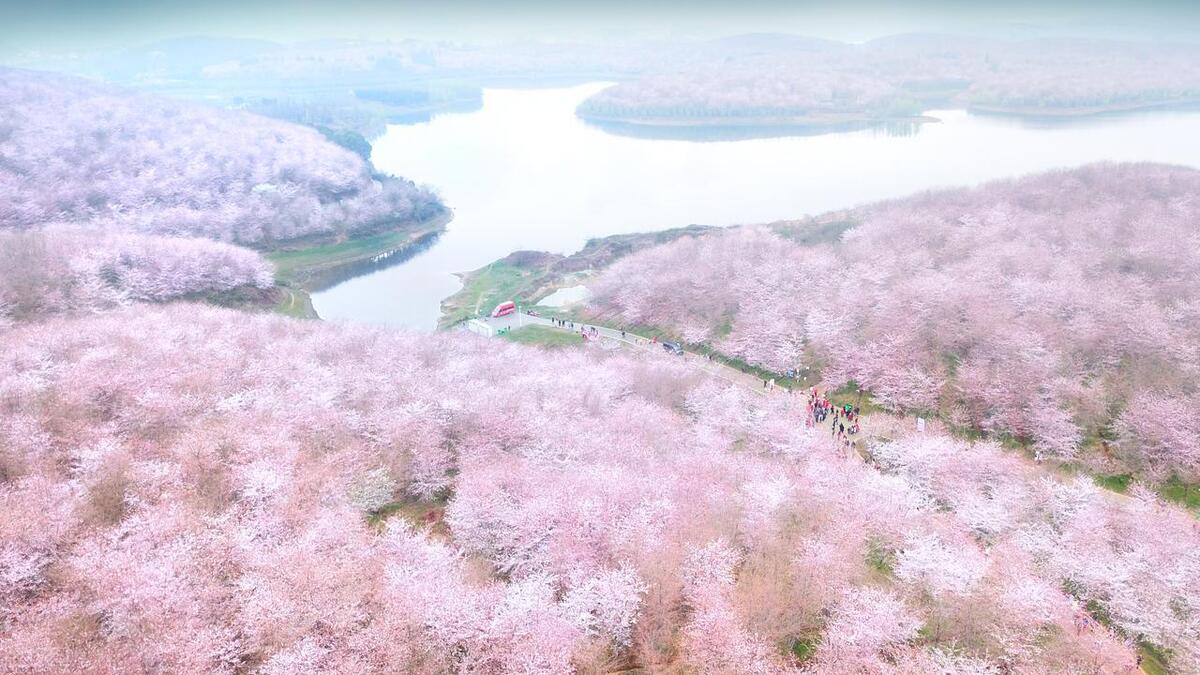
left=3, top=3, right=1200, bottom=672
left=589, top=163, right=1200, bottom=479
left=2, top=304, right=1198, bottom=672
left=0, top=226, right=273, bottom=324
left=0, top=67, right=443, bottom=244
left=0, top=66, right=450, bottom=323
left=578, top=37, right=1200, bottom=129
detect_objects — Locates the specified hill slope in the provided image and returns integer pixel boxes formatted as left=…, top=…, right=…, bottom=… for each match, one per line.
left=0, top=68, right=442, bottom=245
left=590, top=162, right=1200, bottom=476
left=5, top=304, right=1196, bottom=671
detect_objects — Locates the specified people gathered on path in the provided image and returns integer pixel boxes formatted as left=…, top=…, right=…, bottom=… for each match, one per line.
left=535, top=317, right=866, bottom=449
left=806, top=388, right=861, bottom=450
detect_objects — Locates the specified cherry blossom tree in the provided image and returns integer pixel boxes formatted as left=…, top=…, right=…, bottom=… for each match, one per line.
left=0, top=226, right=273, bottom=321
left=0, top=67, right=443, bottom=244
left=0, top=303, right=1187, bottom=671
left=590, top=163, right=1200, bottom=474
left=1117, top=391, right=1200, bottom=480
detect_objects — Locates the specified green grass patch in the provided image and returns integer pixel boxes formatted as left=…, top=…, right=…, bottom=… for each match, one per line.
left=273, top=287, right=318, bottom=319
left=772, top=219, right=859, bottom=246
left=268, top=227, right=428, bottom=287
left=713, top=315, right=736, bottom=340
left=941, top=351, right=961, bottom=378
left=1139, top=643, right=1171, bottom=675
left=789, top=636, right=819, bottom=663
left=367, top=497, right=449, bottom=535
left=1094, top=473, right=1133, bottom=494
left=1065, top=583, right=1175, bottom=673
left=440, top=262, right=535, bottom=328
left=1160, top=474, right=1200, bottom=512
left=945, top=424, right=1037, bottom=457
left=865, top=537, right=896, bottom=577
left=176, top=284, right=318, bottom=319
left=1084, top=598, right=1115, bottom=629
left=828, top=382, right=881, bottom=415
left=500, top=325, right=585, bottom=349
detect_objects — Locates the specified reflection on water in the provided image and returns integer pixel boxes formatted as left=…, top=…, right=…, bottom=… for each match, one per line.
left=581, top=117, right=928, bottom=142
left=306, top=229, right=443, bottom=293
left=386, top=98, right=485, bottom=126
left=312, top=83, right=1200, bottom=330
left=968, top=101, right=1200, bottom=131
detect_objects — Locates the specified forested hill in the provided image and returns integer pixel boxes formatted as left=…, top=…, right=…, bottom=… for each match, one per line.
left=0, top=67, right=443, bottom=245
left=578, top=36, right=1200, bottom=127
left=590, top=162, right=1200, bottom=479
left=2, top=303, right=1195, bottom=672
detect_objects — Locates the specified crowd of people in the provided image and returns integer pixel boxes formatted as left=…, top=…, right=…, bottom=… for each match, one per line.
left=807, top=388, right=861, bottom=449
left=547, top=317, right=606, bottom=342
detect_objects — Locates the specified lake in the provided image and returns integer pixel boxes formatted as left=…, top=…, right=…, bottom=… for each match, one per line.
left=311, top=83, right=1200, bottom=329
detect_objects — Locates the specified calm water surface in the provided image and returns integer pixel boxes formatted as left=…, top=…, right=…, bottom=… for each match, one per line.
left=312, top=83, right=1200, bottom=329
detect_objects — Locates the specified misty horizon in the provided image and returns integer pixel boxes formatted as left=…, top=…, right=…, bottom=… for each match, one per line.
left=4, top=0, right=1200, bottom=57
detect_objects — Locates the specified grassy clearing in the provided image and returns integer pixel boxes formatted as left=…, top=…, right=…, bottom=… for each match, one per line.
left=368, top=496, right=449, bottom=537
left=438, top=226, right=715, bottom=329
left=827, top=382, right=882, bottom=415
left=771, top=219, right=859, bottom=247
left=268, top=223, right=435, bottom=288
left=789, top=636, right=819, bottom=663
left=1065, top=580, right=1175, bottom=674
left=259, top=215, right=447, bottom=320
left=182, top=284, right=319, bottom=320
left=865, top=537, right=896, bottom=577
left=1089, top=468, right=1200, bottom=513
left=500, top=325, right=585, bottom=349
left=1160, top=474, right=1200, bottom=512
left=1139, top=643, right=1171, bottom=675
left=274, top=287, right=318, bottom=319
left=439, top=262, right=534, bottom=328
left=1094, top=473, right=1134, bottom=494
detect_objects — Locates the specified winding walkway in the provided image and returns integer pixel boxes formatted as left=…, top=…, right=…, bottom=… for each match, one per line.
left=480, top=312, right=789, bottom=396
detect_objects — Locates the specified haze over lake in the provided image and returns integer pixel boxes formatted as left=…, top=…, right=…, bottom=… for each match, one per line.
left=311, top=82, right=1200, bottom=329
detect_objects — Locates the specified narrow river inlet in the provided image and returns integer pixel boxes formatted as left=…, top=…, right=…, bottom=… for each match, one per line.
left=311, top=82, right=1200, bottom=329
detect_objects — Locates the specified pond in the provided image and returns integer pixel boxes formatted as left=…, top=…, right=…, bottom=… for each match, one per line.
left=311, top=82, right=1200, bottom=329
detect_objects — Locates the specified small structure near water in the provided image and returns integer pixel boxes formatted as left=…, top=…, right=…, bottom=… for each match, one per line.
left=537, top=285, right=591, bottom=308
left=465, top=319, right=495, bottom=338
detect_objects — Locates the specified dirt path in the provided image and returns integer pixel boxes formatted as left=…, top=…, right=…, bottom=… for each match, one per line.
left=484, top=312, right=795, bottom=396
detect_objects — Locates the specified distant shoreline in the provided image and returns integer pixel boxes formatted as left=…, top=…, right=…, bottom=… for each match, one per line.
left=577, top=110, right=941, bottom=131
left=578, top=97, right=1200, bottom=132
left=267, top=210, right=451, bottom=291
left=438, top=224, right=716, bottom=329
left=967, top=97, right=1200, bottom=118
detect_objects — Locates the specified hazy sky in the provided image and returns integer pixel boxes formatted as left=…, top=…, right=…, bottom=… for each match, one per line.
left=2, top=0, right=1199, bottom=54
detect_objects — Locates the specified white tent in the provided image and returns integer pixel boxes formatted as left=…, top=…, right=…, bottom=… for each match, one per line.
left=466, top=319, right=495, bottom=338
